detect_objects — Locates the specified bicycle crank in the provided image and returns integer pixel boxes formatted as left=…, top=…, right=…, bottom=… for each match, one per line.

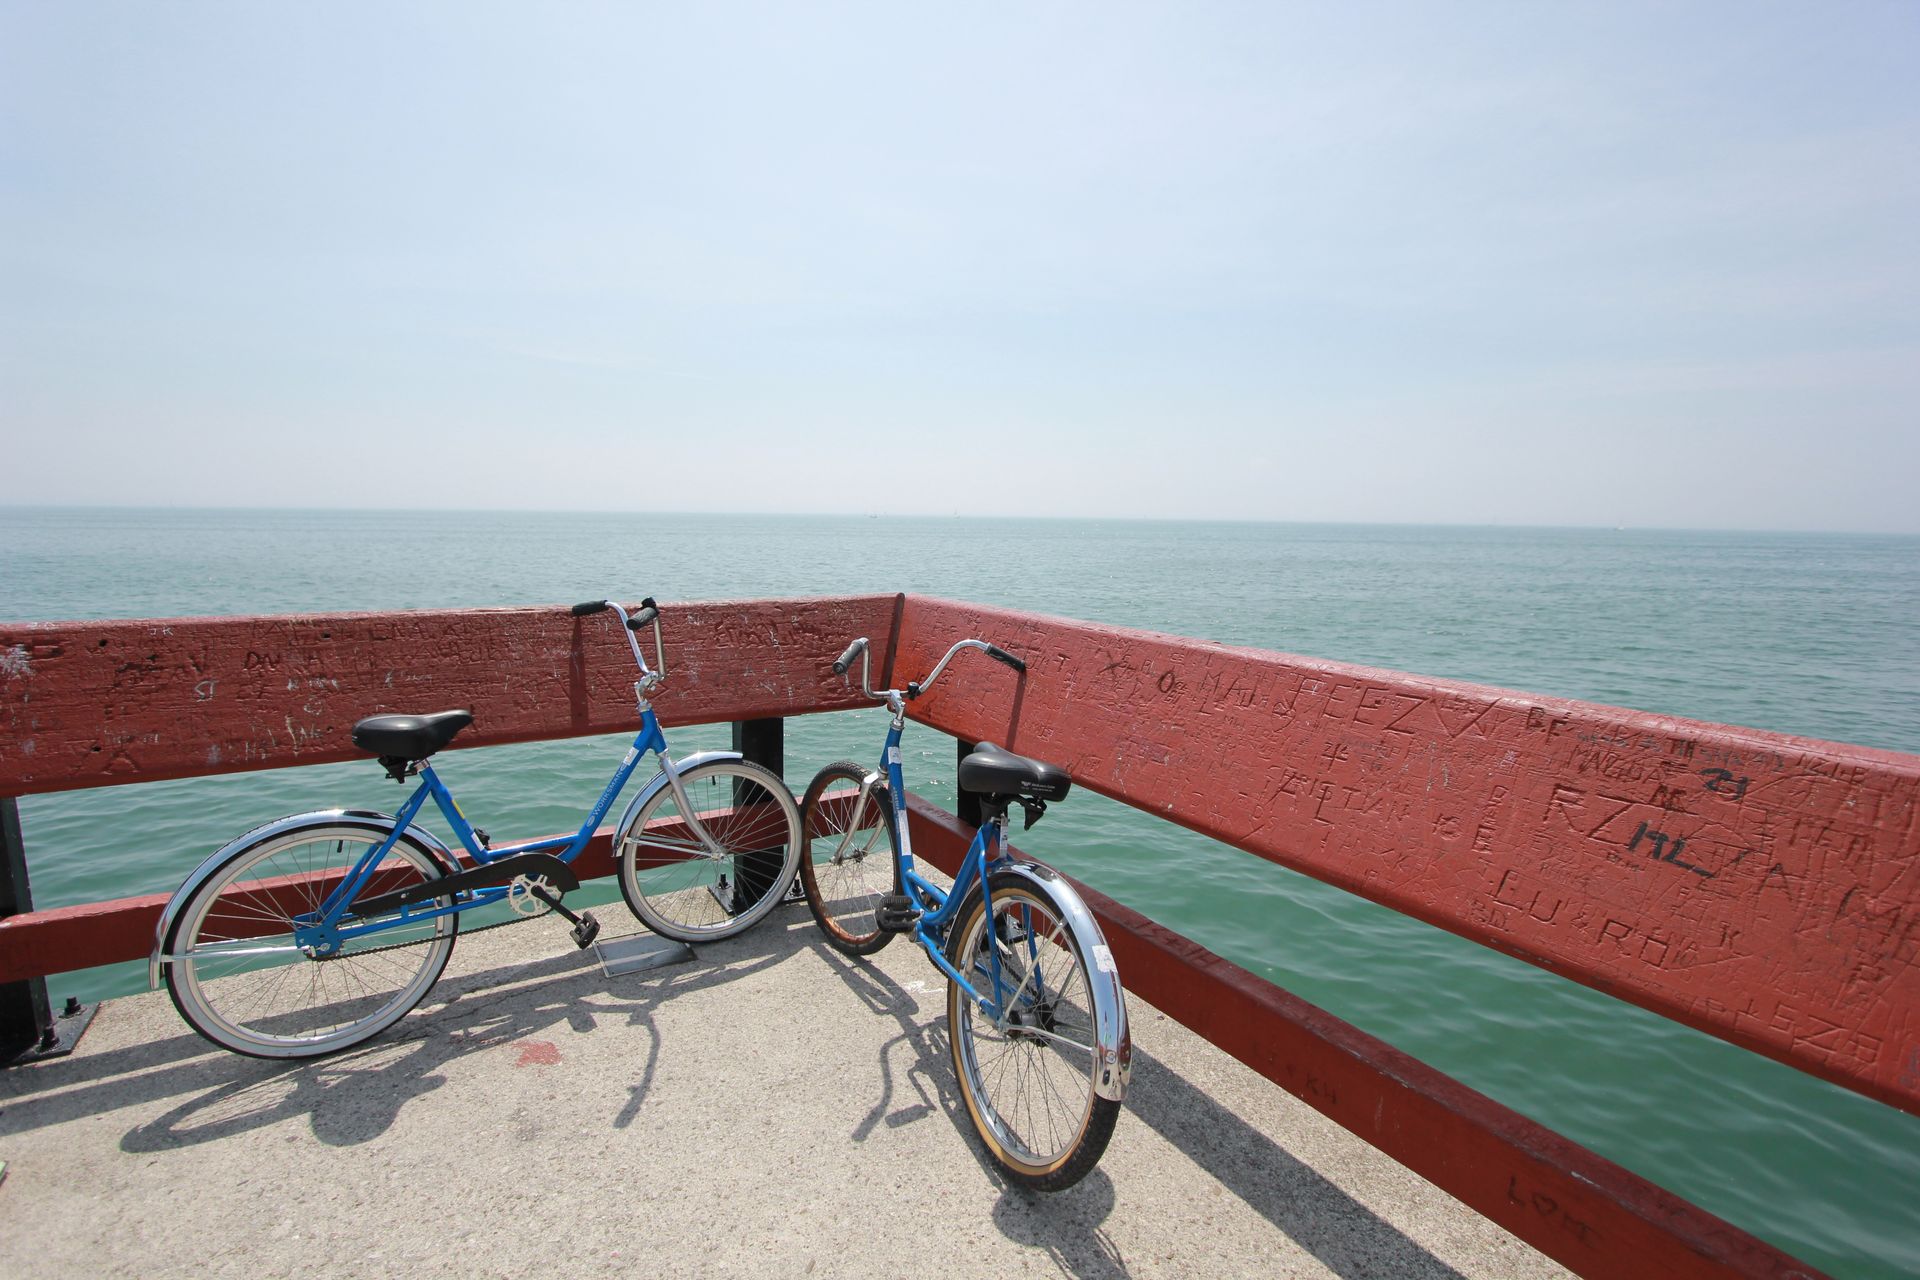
left=518, top=876, right=601, bottom=949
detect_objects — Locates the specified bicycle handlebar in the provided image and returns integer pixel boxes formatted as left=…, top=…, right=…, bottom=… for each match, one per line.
left=829, top=635, right=1023, bottom=703
left=571, top=597, right=657, bottom=628
left=570, top=596, right=666, bottom=686
left=832, top=638, right=867, bottom=676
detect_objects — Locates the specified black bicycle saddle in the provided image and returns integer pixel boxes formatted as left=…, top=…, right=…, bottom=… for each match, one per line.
left=958, top=742, right=1072, bottom=804
left=350, top=710, right=474, bottom=760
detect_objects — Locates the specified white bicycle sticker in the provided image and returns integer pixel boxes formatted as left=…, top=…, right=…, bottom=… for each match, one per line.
left=1092, top=944, right=1117, bottom=974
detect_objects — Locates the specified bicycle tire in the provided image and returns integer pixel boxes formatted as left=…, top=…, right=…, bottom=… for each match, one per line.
left=945, top=870, right=1121, bottom=1191
left=797, top=761, right=901, bottom=956
left=164, top=820, right=460, bottom=1059
left=615, top=758, right=803, bottom=943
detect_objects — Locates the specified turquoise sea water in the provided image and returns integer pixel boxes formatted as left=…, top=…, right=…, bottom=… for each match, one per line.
left=4, top=507, right=1918, bottom=1278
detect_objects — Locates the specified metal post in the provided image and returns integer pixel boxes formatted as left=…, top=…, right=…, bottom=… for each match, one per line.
left=1, top=796, right=53, bottom=1058
left=729, top=717, right=799, bottom=908
left=732, top=717, right=784, bottom=783
left=956, top=739, right=982, bottom=830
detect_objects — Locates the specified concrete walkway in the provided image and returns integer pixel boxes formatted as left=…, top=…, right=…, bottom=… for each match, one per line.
left=0, top=904, right=1569, bottom=1279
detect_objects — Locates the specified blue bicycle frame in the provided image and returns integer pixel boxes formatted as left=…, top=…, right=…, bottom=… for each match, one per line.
left=873, top=714, right=1028, bottom=1017
left=298, top=710, right=672, bottom=950
left=222, top=596, right=732, bottom=958
left=820, top=634, right=1068, bottom=1026
left=814, top=630, right=1130, bottom=1144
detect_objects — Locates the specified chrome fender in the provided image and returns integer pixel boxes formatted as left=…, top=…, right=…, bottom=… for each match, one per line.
left=993, top=860, right=1132, bottom=1102
left=608, top=750, right=745, bottom=849
left=148, top=810, right=458, bottom=989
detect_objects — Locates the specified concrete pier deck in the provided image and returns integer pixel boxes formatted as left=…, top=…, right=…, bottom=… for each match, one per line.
left=0, top=903, right=1568, bottom=1278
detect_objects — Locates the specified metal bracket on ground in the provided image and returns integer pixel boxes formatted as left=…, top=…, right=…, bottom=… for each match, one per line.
left=1, top=999, right=98, bottom=1068
left=594, top=932, right=694, bottom=977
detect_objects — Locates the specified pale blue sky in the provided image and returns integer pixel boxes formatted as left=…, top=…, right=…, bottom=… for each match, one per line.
left=3, top=3, right=1915, bottom=530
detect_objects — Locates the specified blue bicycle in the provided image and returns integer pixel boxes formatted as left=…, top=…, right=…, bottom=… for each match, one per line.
left=153, top=598, right=803, bottom=1059
left=797, top=636, right=1130, bottom=1191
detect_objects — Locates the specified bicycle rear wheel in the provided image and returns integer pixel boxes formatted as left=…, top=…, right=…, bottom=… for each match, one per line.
left=616, top=759, right=803, bottom=942
left=164, top=821, right=459, bottom=1058
left=945, top=871, right=1120, bottom=1191
left=797, top=762, right=900, bottom=956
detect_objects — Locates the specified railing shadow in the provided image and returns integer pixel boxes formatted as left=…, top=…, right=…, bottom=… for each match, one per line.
left=1117, top=1046, right=1471, bottom=1280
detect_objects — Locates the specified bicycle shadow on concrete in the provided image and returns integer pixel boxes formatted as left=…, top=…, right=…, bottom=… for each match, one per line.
left=109, top=924, right=804, bottom=1154
left=0, top=918, right=799, bottom=1153
left=807, top=943, right=1470, bottom=1280
left=810, top=941, right=1133, bottom=1279
left=808, top=941, right=955, bottom=1142
left=2, top=947, right=601, bottom=1140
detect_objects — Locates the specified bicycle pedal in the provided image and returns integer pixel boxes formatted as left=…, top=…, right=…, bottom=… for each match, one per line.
left=875, top=894, right=921, bottom=934
left=570, top=912, right=601, bottom=949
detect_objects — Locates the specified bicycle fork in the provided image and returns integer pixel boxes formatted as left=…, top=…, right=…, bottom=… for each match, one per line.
left=967, top=858, right=1130, bottom=1102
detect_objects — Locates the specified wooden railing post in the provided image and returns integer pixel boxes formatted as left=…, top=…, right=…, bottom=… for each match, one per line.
left=0, top=797, right=53, bottom=1058
left=730, top=717, right=798, bottom=906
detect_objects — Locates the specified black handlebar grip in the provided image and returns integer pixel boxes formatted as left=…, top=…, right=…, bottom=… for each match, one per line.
left=985, top=644, right=1026, bottom=673
left=620, top=596, right=659, bottom=631
left=570, top=600, right=610, bottom=616
left=832, top=639, right=867, bottom=676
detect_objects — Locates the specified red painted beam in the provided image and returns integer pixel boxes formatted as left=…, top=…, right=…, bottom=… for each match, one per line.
left=0, top=594, right=901, bottom=795
left=902, top=796, right=1825, bottom=1280
left=893, top=596, right=1920, bottom=1117
left=0, top=891, right=171, bottom=984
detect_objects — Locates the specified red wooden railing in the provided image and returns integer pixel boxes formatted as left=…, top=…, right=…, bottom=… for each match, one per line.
left=6, top=591, right=1914, bottom=1279
left=0, top=595, right=900, bottom=978
left=0, top=595, right=899, bottom=792
left=895, top=596, right=1920, bottom=1120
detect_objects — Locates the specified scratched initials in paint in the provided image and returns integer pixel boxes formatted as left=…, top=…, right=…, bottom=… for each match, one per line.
left=1505, top=1175, right=1598, bottom=1246
left=1699, top=768, right=1750, bottom=800
left=1627, top=822, right=1715, bottom=879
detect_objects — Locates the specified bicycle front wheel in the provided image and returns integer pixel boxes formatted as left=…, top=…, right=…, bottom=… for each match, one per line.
left=797, top=761, right=900, bottom=956
left=945, top=871, right=1121, bottom=1191
left=616, top=759, right=803, bottom=943
left=163, top=822, right=459, bottom=1059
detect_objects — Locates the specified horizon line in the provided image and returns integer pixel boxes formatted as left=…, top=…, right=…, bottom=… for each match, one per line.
left=0, top=502, right=1914, bottom=539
